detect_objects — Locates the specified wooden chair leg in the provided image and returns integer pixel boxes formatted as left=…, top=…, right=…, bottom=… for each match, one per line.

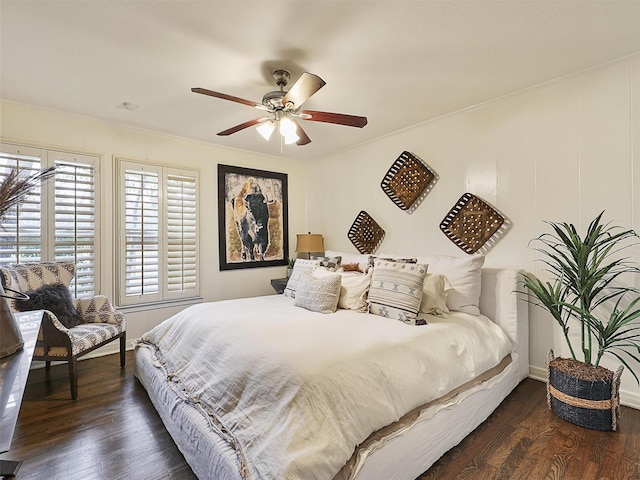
left=68, top=357, right=78, bottom=400
left=120, top=334, right=126, bottom=368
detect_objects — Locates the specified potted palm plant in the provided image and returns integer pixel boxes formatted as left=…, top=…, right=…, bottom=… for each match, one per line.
left=286, top=257, right=296, bottom=278
left=523, top=211, right=640, bottom=431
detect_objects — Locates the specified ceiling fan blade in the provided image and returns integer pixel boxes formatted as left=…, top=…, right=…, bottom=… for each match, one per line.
left=295, top=121, right=311, bottom=145
left=217, top=118, right=264, bottom=136
left=192, top=87, right=265, bottom=109
left=301, top=110, right=368, bottom=128
left=281, top=73, right=326, bottom=109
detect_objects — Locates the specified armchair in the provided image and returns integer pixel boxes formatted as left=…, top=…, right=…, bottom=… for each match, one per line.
left=0, top=262, right=126, bottom=399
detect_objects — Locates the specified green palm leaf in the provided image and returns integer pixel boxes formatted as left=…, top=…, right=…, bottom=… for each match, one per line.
left=525, top=211, right=640, bottom=381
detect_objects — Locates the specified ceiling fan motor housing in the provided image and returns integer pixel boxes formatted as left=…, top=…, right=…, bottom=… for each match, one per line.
left=272, top=69, right=290, bottom=88
left=262, top=90, right=286, bottom=109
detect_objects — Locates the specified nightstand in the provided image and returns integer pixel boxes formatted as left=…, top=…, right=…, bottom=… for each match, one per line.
left=270, top=277, right=289, bottom=294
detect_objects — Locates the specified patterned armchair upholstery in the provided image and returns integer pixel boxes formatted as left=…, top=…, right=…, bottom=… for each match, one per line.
left=0, top=261, right=126, bottom=399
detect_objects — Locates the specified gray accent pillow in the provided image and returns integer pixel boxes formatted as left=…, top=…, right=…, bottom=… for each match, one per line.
left=294, top=273, right=342, bottom=314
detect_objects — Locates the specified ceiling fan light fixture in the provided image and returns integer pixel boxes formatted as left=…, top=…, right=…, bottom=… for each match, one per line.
left=256, top=120, right=276, bottom=140
left=279, top=116, right=299, bottom=144
left=279, top=116, right=297, bottom=136
left=283, top=130, right=300, bottom=145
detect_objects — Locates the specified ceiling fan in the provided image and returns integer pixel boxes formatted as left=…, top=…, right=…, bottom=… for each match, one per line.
left=191, top=69, right=367, bottom=146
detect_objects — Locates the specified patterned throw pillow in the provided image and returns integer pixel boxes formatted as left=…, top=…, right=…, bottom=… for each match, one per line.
left=368, top=259, right=427, bottom=325
left=325, top=250, right=373, bottom=273
left=294, top=273, right=342, bottom=314
left=377, top=257, right=418, bottom=263
left=311, top=255, right=342, bottom=271
left=284, top=259, right=320, bottom=298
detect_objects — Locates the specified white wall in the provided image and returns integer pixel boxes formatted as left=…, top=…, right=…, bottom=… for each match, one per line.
left=4, top=54, right=640, bottom=408
left=306, top=54, right=640, bottom=408
left=0, top=100, right=307, bottom=347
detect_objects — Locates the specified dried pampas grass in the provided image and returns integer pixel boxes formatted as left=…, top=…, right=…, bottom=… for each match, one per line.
left=0, top=166, right=56, bottom=222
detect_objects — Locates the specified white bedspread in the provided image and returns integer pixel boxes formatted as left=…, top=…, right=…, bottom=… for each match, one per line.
left=138, top=295, right=513, bottom=480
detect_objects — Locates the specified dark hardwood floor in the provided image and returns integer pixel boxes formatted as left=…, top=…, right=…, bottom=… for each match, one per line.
left=1, top=351, right=639, bottom=480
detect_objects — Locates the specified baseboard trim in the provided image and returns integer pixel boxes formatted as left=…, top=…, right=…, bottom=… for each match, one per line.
left=529, top=365, right=640, bottom=410
left=30, top=338, right=139, bottom=370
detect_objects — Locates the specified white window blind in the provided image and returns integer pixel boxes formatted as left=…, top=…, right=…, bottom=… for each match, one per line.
left=0, top=144, right=100, bottom=297
left=0, top=146, right=45, bottom=264
left=166, top=171, right=198, bottom=297
left=52, top=157, right=99, bottom=297
left=117, top=159, right=199, bottom=306
left=124, top=167, right=160, bottom=300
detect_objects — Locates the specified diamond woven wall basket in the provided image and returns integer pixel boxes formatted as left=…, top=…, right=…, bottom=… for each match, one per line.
left=439, top=193, right=508, bottom=254
left=348, top=210, right=385, bottom=254
left=380, top=151, right=438, bottom=214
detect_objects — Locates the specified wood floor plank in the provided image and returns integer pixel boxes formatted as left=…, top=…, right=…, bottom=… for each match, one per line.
left=1, top=352, right=639, bottom=480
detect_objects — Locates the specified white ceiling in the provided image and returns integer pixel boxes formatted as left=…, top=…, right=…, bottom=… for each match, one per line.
left=2, top=0, right=640, bottom=161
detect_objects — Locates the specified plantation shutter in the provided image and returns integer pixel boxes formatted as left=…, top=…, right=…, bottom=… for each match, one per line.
left=117, top=159, right=200, bottom=307
left=123, top=165, right=161, bottom=302
left=0, top=145, right=45, bottom=264
left=0, top=144, right=100, bottom=294
left=52, top=156, right=99, bottom=297
left=165, top=169, right=198, bottom=298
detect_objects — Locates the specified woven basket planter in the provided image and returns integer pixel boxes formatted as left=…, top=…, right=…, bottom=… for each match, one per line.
left=546, top=350, right=623, bottom=431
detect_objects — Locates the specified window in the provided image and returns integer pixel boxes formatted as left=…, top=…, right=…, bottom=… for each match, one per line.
left=117, top=158, right=199, bottom=306
left=0, top=143, right=100, bottom=297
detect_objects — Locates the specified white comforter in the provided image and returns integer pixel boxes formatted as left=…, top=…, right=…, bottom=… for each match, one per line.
left=138, top=295, right=512, bottom=480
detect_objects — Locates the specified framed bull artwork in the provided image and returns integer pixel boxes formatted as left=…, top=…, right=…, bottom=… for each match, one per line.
left=218, top=164, right=289, bottom=270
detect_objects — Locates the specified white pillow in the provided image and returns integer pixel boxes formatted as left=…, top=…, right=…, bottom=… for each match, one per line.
left=416, top=254, right=484, bottom=315
left=313, top=267, right=372, bottom=311
left=284, top=258, right=320, bottom=298
left=367, top=259, right=427, bottom=325
left=294, top=273, right=341, bottom=314
left=419, top=273, right=452, bottom=317
left=338, top=270, right=372, bottom=311
left=325, top=250, right=372, bottom=273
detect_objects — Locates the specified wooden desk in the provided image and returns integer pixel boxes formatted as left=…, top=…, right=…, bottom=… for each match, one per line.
left=0, top=310, right=43, bottom=477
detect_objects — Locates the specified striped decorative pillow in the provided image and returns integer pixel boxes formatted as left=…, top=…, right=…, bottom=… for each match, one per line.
left=368, top=259, right=428, bottom=325
left=284, top=259, right=319, bottom=298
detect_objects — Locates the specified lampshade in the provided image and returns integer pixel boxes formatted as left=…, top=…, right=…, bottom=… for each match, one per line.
left=256, top=120, right=275, bottom=141
left=295, top=233, right=324, bottom=253
left=279, top=117, right=299, bottom=144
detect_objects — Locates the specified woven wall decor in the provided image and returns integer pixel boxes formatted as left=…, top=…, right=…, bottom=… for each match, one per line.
left=380, top=151, right=438, bottom=213
left=440, top=193, right=505, bottom=254
left=348, top=210, right=385, bottom=254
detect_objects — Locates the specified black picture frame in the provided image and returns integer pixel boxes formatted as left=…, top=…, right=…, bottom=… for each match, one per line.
left=218, top=164, right=289, bottom=271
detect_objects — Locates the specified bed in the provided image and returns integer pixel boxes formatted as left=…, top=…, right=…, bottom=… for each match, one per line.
left=134, top=254, right=529, bottom=480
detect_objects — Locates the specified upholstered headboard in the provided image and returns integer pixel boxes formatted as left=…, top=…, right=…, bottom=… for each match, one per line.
left=480, top=268, right=529, bottom=381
